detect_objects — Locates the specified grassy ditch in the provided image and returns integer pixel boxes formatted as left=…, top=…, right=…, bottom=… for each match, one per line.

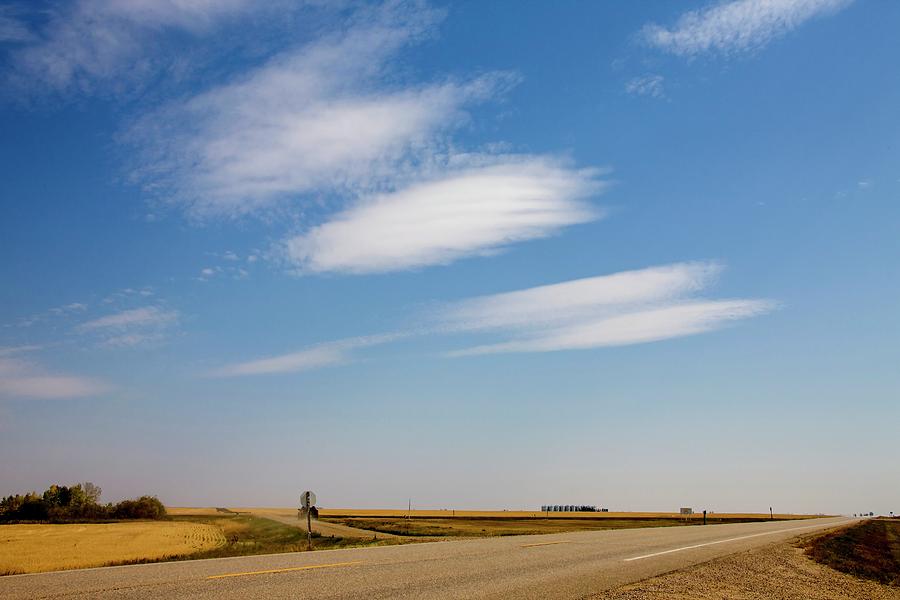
left=804, top=518, right=900, bottom=586
left=157, top=514, right=403, bottom=560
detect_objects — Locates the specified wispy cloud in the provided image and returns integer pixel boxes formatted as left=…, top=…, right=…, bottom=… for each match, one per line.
left=77, top=306, right=178, bottom=332
left=76, top=306, right=179, bottom=347
left=6, top=0, right=260, bottom=94
left=450, top=300, right=774, bottom=356
left=285, top=156, right=605, bottom=274
left=210, top=334, right=400, bottom=377
left=625, top=74, right=665, bottom=98
left=0, top=348, right=109, bottom=400
left=209, top=263, right=774, bottom=374
left=435, top=262, right=775, bottom=356
left=129, top=6, right=517, bottom=217
left=0, top=5, right=33, bottom=43
left=641, top=0, right=852, bottom=57
left=11, top=301, right=89, bottom=328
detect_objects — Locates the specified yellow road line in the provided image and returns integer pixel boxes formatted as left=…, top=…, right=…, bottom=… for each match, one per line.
left=207, top=561, right=363, bottom=579
left=521, top=541, right=571, bottom=548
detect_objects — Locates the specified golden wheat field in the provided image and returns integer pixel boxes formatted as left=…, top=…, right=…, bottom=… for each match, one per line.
left=0, top=521, right=225, bottom=574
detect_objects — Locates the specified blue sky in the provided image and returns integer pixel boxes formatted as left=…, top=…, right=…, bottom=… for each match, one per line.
left=1, top=0, right=897, bottom=515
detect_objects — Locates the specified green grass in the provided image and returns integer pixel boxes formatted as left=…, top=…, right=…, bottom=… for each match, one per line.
left=320, top=516, right=768, bottom=537
left=99, top=514, right=402, bottom=568
left=805, top=519, right=900, bottom=586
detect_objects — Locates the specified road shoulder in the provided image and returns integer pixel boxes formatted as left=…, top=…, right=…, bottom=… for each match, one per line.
left=593, top=537, right=900, bottom=599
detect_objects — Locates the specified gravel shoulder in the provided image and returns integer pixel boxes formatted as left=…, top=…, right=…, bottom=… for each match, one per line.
left=595, top=535, right=900, bottom=600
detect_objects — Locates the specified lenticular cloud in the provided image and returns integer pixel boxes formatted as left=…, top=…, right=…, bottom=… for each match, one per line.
left=285, top=157, right=605, bottom=274
left=436, top=262, right=776, bottom=355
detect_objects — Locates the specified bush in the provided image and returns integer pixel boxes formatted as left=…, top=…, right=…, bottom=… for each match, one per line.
left=113, top=496, right=167, bottom=520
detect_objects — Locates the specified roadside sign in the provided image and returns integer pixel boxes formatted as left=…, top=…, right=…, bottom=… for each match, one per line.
left=301, top=491, right=316, bottom=508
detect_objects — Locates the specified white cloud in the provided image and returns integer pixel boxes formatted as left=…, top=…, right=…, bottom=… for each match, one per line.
left=450, top=300, right=774, bottom=356
left=625, top=74, right=665, bottom=98
left=77, top=306, right=178, bottom=332
left=7, top=0, right=258, bottom=93
left=129, top=8, right=517, bottom=217
left=210, top=334, right=399, bottom=377
left=641, top=0, right=852, bottom=57
left=0, top=352, right=109, bottom=400
left=437, top=262, right=776, bottom=355
left=285, top=156, right=604, bottom=274
left=436, top=263, right=722, bottom=332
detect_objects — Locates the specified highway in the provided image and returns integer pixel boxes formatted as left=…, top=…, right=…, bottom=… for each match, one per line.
left=0, top=517, right=851, bottom=599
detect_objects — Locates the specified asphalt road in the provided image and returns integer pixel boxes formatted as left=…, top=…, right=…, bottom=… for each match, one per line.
left=0, top=517, right=851, bottom=599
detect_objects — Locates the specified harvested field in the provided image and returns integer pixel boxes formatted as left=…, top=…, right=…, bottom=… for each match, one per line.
left=805, top=518, right=900, bottom=586
left=223, top=507, right=821, bottom=539
left=321, top=516, right=704, bottom=537
left=315, top=509, right=821, bottom=537
left=165, top=507, right=235, bottom=516
left=0, top=521, right=224, bottom=575
left=318, top=508, right=818, bottom=521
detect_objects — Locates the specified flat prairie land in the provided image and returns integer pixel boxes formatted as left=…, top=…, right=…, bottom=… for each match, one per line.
left=317, top=508, right=818, bottom=521
left=320, top=516, right=694, bottom=537
left=230, top=507, right=821, bottom=538
left=165, top=507, right=234, bottom=516
left=0, top=521, right=224, bottom=575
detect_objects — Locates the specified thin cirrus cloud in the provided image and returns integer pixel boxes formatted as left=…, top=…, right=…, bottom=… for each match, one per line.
left=436, top=262, right=776, bottom=356
left=0, top=5, right=33, bottom=43
left=76, top=306, right=179, bottom=348
left=210, top=334, right=401, bottom=377
left=128, top=6, right=517, bottom=218
left=285, top=156, right=605, bottom=274
left=625, top=74, right=665, bottom=98
left=5, top=0, right=260, bottom=94
left=641, top=0, right=853, bottom=57
left=0, top=347, right=109, bottom=400
left=209, top=262, right=774, bottom=375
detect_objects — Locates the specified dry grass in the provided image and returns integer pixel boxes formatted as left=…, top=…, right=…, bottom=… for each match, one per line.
left=805, top=519, right=900, bottom=586
left=0, top=521, right=225, bottom=574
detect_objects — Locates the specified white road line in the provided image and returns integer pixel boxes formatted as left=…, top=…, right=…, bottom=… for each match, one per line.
left=622, top=521, right=845, bottom=562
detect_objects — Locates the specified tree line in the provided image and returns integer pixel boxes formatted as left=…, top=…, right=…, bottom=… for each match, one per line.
left=0, top=482, right=166, bottom=522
